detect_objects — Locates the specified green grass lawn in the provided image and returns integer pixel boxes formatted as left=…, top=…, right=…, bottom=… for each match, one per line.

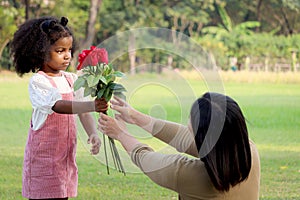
left=0, top=71, right=299, bottom=199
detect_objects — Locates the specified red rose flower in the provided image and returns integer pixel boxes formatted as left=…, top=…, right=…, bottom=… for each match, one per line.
left=77, top=46, right=109, bottom=70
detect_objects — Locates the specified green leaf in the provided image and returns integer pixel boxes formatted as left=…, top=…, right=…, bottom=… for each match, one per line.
left=106, top=74, right=116, bottom=83
left=103, top=64, right=113, bottom=76
left=105, top=91, right=113, bottom=102
left=82, top=66, right=93, bottom=74
left=73, top=77, right=86, bottom=91
left=99, top=76, right=107, bottom=85
left=91, top=88, right=97, bottom=97
left=109, top=83, right=127, bottom=92
left=216, top=5, right=232, bottom=32
left=87, top=75, right=99, bottom=87
left=113, top=71, right=125, bottom=77
left=113, top=92, right=126, bottom=100
left=96, top=64, right=104, bottom=74
left=97, top=88, right=105, bottom=99
left=84, top=87, right=93, bottom=97
left=103, top=87, right=113, bottom=102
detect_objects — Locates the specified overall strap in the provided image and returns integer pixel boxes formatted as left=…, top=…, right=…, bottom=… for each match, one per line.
left=62, top=72, right=75, bottom=98
left=63, top=72, right=74, bottom=89
left=37, top=71, right=74, bottom=89
left=37, top=71, right=57, bottom=87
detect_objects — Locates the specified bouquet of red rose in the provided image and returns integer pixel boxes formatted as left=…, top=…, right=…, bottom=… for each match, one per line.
left=74, top=46, right=126, bottom=175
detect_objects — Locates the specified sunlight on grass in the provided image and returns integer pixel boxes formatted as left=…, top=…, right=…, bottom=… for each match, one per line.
left=258, top=144, right=300, bottom=152
left=0, top=70, right=299, bottom=199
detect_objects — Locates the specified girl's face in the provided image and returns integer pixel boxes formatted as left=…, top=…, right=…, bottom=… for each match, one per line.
left=42, top=36, right=73, bottom=76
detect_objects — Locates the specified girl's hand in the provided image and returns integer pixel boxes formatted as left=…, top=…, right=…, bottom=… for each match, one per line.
left=98, top=112, right=128, bottom=140
left=95, top=98, right=108, bottom=113
left=87, top=133, right=101, bottom=155
left=110, top=96, right=136, bottom=124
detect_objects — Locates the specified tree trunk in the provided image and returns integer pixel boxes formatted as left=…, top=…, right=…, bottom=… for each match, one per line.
left=25, top=0, right=30, bottom=20
left=291, top=50, right=296, bottom=72
left=264, top=57, right=269, bottom=72
left=245, top=56, right=250, bottom=71
left=72, top=0, right=102, bottom=70
left=81, top=0, right=102, bottom=49
left=256, top=0, right=263, bottom=32
left=0, top=39, right=9, bottom=64
left=280, top=6, right=293, bottom=35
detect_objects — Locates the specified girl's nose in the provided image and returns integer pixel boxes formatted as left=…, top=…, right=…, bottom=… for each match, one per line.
left=64, top=51, right=71, bottom=60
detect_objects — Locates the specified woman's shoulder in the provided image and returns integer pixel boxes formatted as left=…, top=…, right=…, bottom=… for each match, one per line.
left=249, top=139, right=260, bottom=165
left=249, top=140, right=259, bottom=152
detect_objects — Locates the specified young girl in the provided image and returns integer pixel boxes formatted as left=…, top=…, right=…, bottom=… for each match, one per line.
left=10, top=16, right=107, bottom=200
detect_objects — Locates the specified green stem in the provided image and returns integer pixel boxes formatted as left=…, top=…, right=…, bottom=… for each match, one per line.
left=102, top=133, right=110, bottom=175
left=102, top=110, right=126, bottom=175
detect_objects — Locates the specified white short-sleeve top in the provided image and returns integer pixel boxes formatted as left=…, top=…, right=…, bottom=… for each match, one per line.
left=29, top=71, right=88, bottom=130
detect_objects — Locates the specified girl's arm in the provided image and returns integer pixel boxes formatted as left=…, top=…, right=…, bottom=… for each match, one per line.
left=52, top=98, right=108, bottom=114
left=79, top=112, right=101, bottom=155
left=52, top=98, right=107, bottom=155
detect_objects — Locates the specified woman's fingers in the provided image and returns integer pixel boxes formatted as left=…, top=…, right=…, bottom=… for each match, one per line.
left=111, top=96, right=127, bottom=107
left=115, top=113, right=122, bottom=120
left=98, top=113, right=108, bottom=131
left=113, top=96, right=124, bottom=104
left=110, top=97, right=122, bottom=107
left=99, top=112, right=109, bottom=121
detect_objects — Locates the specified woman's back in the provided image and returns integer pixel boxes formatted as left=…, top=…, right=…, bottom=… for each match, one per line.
left=131, top=140, right=260, bottom=200
left=176, top=141, right=260, bottom=200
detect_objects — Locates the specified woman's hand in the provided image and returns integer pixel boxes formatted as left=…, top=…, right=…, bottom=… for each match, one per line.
left=87, top=133, right=101, bottom=155
left=94, top=98, right=108, bottom=113
left=98, top=112, right=128, bottom=140
left=110, top=96, right=136, bottom=124
left=98, top=112, right=141, bottom=153
left=110, top=96, right=154, bottom=132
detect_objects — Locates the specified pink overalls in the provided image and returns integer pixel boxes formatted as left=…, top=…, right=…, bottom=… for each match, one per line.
left=22, top=71, right=78, bottom=199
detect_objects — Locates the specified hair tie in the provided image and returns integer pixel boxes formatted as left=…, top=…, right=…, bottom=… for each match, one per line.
left=41, top=19, right=56, bottom=33
left=60, top=17, right=68, bottom=26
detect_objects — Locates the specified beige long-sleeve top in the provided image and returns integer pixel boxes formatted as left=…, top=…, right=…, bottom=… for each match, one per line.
left=130, top=119, right=260, bottom=200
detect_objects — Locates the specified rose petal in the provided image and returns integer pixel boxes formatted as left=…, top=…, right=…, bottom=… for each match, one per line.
left=77, top=46, right=109, bottom=70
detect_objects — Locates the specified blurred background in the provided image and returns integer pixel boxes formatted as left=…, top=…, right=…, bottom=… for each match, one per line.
left=0, top=1, right=299, bottom=199
left=1, top=0, right=300, bottom=73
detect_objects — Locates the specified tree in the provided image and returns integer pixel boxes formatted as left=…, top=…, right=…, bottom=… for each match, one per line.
left=67, top=0, right=103, bottom=70
left=255, top=0, right=300, bottom=35
left=200, top=4, right=260, bottom=70
left=0, top=2, right=24, bottom=69
left=98, top=0, right=167, bottom=74
left=163, top=0, right=216, bottom=69
left=80, top=0, right=103, bottom=50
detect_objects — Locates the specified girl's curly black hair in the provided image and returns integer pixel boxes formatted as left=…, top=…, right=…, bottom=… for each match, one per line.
left=10, top=16, right=77, bottom=77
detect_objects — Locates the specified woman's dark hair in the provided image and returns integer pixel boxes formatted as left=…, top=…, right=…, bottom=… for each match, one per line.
left=190, top=92, right=252, bottom=192
left=10, top=16, right=77, bottom=76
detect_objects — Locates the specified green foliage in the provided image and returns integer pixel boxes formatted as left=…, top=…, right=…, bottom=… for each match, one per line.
left=0, top=6, right=19, bottom=42
left=0, top=5, right=23, bottom=69
left=202, top=4, right=260, bottom=59
left=1, top=0, right=300, bottom=71
left=74, top=64, right=126, bottom=101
